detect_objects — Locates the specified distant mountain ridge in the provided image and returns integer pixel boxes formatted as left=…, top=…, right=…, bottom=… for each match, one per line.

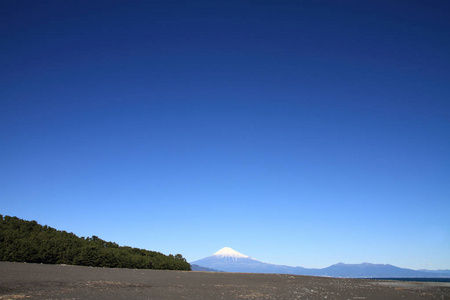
left=316, top=262, right=438, bottom=278
left=191, top=247, right=450, bottom=278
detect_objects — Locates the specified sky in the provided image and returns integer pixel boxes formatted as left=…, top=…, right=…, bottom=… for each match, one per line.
left=1, top=1, right=449, bottom=270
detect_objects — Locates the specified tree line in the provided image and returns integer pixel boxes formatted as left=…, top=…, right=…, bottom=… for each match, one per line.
left=0, top=214, right=191, bottom=271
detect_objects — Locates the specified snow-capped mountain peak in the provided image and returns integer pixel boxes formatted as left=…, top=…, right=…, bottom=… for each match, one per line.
left=213, top=247, right=249, bottom=258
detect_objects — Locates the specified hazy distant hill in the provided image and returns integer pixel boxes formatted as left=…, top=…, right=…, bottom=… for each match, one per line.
left=0, top=214, right=190, bottom=271
left=318, top=262, right=437, bottom=278
left=192, top=247, right=450, bottom=278
left=190, top=264, right=222, bottom=272
left=419, top=269, right=450, bottom=276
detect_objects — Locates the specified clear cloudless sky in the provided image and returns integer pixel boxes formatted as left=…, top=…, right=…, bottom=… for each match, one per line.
left=1, top=0, right=449, bottom=270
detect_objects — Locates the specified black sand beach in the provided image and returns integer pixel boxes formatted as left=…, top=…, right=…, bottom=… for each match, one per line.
left=1, top=261, right=449, bottom=299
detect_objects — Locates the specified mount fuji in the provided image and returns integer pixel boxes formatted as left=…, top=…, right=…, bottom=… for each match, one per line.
left=191, top=247, right=450, bottom=278
left=191, top=247, right=309, bottom=274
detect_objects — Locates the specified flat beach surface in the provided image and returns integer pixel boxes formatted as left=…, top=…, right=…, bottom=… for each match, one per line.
left=1, top=261, right=449, bottom=299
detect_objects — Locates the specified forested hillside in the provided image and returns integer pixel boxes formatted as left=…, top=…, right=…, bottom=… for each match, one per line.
left=0, top=215, right=190, bottom=271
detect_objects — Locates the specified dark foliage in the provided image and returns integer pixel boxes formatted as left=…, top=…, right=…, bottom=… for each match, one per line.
left=0, top=214, right=191, bottom=271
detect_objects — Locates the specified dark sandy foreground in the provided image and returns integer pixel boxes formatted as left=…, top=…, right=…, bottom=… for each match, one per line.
left=1, top=262, right=449, bottom=299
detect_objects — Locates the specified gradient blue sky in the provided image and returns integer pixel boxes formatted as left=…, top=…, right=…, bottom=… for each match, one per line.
left=1, top=1, right=449, bottom=270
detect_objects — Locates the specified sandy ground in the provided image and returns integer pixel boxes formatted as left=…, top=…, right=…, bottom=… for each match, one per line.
left=0, top=261, right=449, bottom=299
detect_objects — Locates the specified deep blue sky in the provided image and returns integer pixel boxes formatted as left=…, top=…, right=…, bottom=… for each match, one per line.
left=1, top=1, right=449, bottom=269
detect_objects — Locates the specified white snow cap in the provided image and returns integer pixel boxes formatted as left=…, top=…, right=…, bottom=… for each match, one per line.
left=213, top=247, right=249, bottom=258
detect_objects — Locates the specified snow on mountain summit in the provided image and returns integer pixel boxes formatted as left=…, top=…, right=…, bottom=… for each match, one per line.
left=213, top=247, right=249, bottom=258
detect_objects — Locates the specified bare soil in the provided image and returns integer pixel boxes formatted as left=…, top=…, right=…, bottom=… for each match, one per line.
left=1, top=261, right=449, bottom=299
